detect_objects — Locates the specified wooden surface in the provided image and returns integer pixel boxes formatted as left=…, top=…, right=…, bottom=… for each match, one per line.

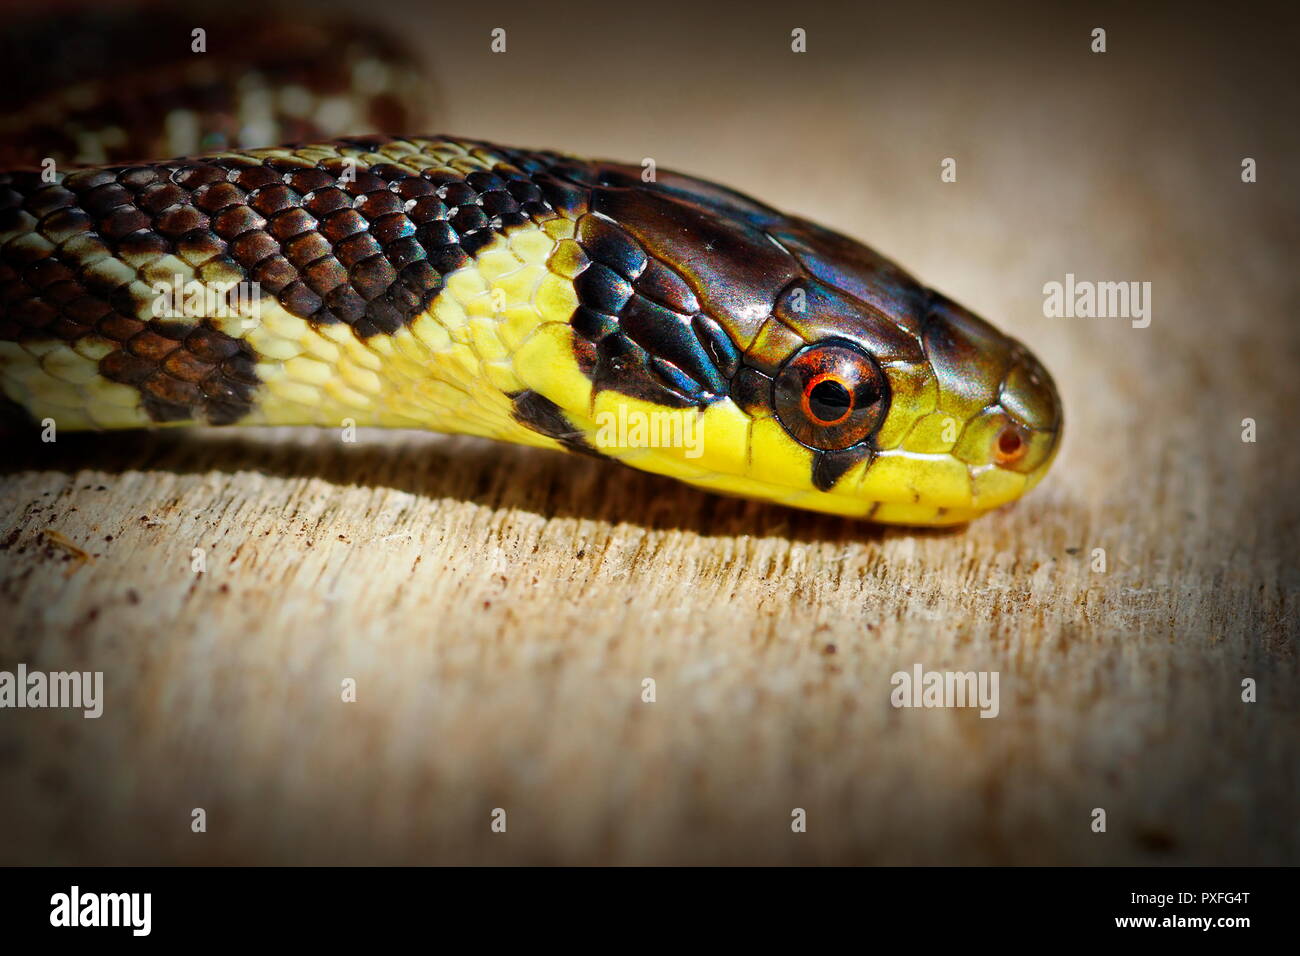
left=1, top=2, right=1297, bottom=864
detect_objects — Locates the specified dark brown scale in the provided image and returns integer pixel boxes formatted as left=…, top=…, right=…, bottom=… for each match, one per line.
left=691, top=315, right=740, bottom=380
left=157, top=206, right=207, bottom=237
left=575, top=263, right=634, bottom=315
left=577, top=214, right=648, bottom=281
left=571, top=306, right=619, bottom=342
left=284, top=233, right=332, bottom=269
left=636, top=258, right=700, bottom=314
left=99, top=351, right=156, bottom=387
left=229, top=232, right=280, bottom=266
left=251, top=255, right=299, bottom=295
left=370, top=214, right=415, bottom=247
left=729, top=368, right=772, bottom=418
left=508, top=390, right=598, bottom=457
left=812, top=445, right=874, bottom=493
left=116, top=231, right=170, bottom=265
left=214, top=206, right=270, bottom=239
left=250, top=185, right=298, bottom=218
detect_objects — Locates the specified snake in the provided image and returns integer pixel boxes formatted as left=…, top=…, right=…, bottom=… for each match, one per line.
left=0, top=9, right=1061, bottom=526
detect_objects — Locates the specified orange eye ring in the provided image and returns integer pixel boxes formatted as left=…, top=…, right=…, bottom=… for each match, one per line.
left=774, top=341, right=889, bottom=451
left=801, top=373, right=853, bottom=427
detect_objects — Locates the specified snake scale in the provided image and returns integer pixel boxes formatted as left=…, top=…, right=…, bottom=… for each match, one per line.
left=0, top=10, right=1061, bottom=525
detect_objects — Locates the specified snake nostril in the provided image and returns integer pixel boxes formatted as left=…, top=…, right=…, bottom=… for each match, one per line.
left=995, top=425, right=1026, bottom=465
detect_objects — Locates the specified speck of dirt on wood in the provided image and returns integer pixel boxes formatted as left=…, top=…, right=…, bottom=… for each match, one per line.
left=42, top=529, right=91, bottom=563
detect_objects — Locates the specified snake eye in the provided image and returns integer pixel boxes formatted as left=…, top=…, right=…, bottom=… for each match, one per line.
left=774, top=341, right=890, bottom=450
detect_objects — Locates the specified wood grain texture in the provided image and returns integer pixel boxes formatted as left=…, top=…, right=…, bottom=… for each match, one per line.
left=0, top=1, right=1296, bottom=864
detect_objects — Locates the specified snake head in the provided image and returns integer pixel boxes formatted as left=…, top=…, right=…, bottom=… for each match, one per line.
left=740, top=214, right=1065, bottom=524
left=515, top=156, right=1062, bottom=524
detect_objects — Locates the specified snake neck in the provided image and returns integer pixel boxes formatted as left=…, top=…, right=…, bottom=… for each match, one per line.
left=0, top=139, right=594, bottom=459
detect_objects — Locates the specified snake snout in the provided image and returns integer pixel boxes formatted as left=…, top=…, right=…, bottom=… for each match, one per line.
left=920, top=292, right=1062, bottom=503
left=999, top=344, right=1062, bottom=469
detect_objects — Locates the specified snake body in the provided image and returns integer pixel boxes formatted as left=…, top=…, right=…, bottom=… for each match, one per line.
left=0, top=12, right=1061, bottom=525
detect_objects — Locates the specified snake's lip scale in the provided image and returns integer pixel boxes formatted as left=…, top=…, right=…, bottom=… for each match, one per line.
left=0, top=15, right=1061, bottom=527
